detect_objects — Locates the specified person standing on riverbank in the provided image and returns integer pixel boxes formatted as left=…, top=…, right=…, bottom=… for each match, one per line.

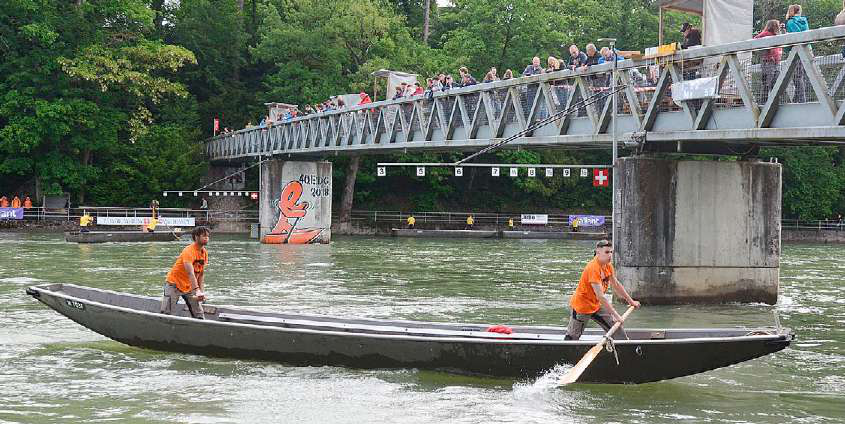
left=564, top=239, right=640, bottom=340
left=161, top=226, right=210, bottom=319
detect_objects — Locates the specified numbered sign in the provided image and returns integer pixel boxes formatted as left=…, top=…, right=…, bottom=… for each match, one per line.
left=545, top=168, right=553, bottom=177
left=509, top=168, right=519, bottom=177
left=416, top=166, right=426, bottom=177
left=491, top=167, right=500, bottom=176
left=178, top=192, right=183, bottom=197
left=163, top=192, right=167, bottom=197
left=193, top=192, right=198, bottom=197
left=377, top=166, right=386, bottom=177
left=580, top=168, right=589, bottom=177
left=528, top=168, right=536, bottom=177
left=455, top=167, right=463, bottom=177
left=563, top=168, right=571, bottom=177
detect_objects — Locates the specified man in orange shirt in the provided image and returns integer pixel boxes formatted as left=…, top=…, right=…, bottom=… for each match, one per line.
left=161, top=226, right=210, bottom=319
left=0, top=196, right=8, bottom=208
left=564, top=239, right=640, bottom=340
left=23, top=196, right=32, bottom=208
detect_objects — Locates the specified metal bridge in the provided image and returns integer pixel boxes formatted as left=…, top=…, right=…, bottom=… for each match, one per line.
left=206, top=26, right=845, bottom=162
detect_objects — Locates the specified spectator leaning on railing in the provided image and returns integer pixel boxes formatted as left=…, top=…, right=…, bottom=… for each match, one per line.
left=459, top=66, right=477, bottom=87
left=754, top=19, right=783, bottom=104
left=785, top=4, right=809, bottom=103
left=523, top=56, right=544, bottom=76
left=501, top=69, right=514, bottom=80
left=567, top=45, right=588, bottom=71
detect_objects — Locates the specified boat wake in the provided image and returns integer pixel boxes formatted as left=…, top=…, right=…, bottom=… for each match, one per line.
left=512, top=363, right=573, bottom=398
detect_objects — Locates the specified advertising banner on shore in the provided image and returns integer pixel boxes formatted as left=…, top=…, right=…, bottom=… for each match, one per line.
left=96, top=217, right=196, bottom=227
left=568, top=215, right=606, bottom=227
left=0, top=208, right=24, bottom=220
left=521, top=214, right=548, bottom=225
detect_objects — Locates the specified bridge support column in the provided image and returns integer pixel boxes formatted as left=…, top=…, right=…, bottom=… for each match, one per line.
left=259, top=160, right=332, bottom=244
left=615, top=157, right=781, bottom=304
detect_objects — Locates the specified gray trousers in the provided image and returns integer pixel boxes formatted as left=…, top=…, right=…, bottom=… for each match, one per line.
left=564, top=306, right=627, bottom=340
left=160, top=282, right=205, bottom=319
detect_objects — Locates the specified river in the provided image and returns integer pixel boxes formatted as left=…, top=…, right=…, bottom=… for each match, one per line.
left=1, top=233, right=843, bottom=423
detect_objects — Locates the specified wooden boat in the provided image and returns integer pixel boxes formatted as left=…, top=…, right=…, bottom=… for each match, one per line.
left=65, top=231, right=182, bottom=243
left=501, top=230, right=607, bottom=240
left=25, top=284, right=794, bottom=384
left=391, top=229, right=499, bottom=238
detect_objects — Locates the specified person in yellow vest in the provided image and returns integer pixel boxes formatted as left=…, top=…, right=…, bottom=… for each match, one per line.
left=407, top=215, right=416, bottom=229
left=79, top=213, right=93, bottom=233
left=508, top=217, right=514, bottom=229
left=11, top=196, right=21, bottom=209
left=465, top=215, right=474, bottom=230
left=147, top=217, right=158, bottom=233
left=23, top=196, right=32, bottom=209
left=571, top=217, right=580, bottom=232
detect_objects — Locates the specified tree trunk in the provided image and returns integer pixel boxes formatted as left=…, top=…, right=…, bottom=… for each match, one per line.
left=339, top=156, right=360, bottom=223
left=78, top=149, right=91, bottom=205
left=151, top=0, right=165, bottom=32
left=238, top=0, right=244, bottom=12
left=423, top=0, right=431, bottom=44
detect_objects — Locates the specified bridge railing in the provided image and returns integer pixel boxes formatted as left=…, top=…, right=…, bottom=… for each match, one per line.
left=206, top=26, right=845, bottom=161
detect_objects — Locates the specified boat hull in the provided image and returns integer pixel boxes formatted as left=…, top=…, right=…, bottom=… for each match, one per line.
left=391, top=229, right=499, bottom=238
left=26, top=284, right=793, bottom=384
left=65, top=231, right=182, bottom=243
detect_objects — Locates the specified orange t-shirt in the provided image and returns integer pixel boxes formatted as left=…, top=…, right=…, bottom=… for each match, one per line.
left=570, top=257, right=614, bottom=314
left=11, top=197, right=21, bottom=208
left=166, top=244, right=208, bottom=293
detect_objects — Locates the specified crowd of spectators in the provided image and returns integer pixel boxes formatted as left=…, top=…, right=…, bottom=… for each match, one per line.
left=0, top=195, right=33, bottom=209
left=225, top=6, right=836, bottom=133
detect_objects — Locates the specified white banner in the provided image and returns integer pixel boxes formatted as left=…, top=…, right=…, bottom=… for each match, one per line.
left=520, top=214, right=548, bottom=225
left=96, top=216, right=196, bottom=227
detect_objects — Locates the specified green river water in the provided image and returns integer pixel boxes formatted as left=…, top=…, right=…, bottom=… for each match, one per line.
left=0, top=233, right=843, bottom=423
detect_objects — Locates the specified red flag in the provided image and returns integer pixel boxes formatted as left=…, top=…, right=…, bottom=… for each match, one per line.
left=213, top=118, right=220, bottom=134
left=593, top=169, right=609, bottom=187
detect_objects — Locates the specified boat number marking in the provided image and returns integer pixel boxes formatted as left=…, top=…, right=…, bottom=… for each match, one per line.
left=65, top=299, right=86, bottom=310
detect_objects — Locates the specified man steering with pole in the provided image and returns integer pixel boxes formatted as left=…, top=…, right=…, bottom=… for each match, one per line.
left=564, top=239, right=640, bottom=340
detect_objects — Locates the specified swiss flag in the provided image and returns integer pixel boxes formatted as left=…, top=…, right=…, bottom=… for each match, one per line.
left=213, top=117, right=220, bottom=134
left=593, top=169, right=609, bottom=187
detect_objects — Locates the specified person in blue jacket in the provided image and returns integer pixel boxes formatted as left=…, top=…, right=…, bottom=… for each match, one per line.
left=785, top=4, right=809, bottom=103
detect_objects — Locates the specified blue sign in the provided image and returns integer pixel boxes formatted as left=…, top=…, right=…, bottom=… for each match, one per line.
left=0, top=208, right=23, bottom=220
left=568, top=215, right=605, bottom=227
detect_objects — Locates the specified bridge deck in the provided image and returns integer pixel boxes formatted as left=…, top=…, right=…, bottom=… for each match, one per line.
left=206, top=27, right=845, bottom=162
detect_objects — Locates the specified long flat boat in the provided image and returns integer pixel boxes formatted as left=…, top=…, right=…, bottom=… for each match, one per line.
left=25, top=284, right=793, bottom=384
left=391, top=228, right=498, bottom=238
left=65, top=231, right=182, bottom=243
left=501, top=230, right=607, bottom=240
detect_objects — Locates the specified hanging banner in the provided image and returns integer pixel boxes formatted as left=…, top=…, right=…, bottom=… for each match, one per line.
left=521, top=214, right=548, bottom=225
left=568, top=215, right=606, bottom=227
left=0, top=208, right=24, bottom=220
left=96, top=217, right=196, bottom=227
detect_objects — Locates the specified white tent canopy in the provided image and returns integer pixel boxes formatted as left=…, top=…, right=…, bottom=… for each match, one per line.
left=660, top=0, right=753, bottom=47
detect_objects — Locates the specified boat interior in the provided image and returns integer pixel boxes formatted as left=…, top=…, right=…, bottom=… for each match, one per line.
left=33, top=283, right=784, bottom=342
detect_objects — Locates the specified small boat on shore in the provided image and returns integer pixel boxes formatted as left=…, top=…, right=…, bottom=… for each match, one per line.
left=391, top=229, right=499, bottom=238
left=64, top=231, right=182, bottom=243
left=25, top=284, right=793, bottom=384
left=500, top=230, right=607, bottom=240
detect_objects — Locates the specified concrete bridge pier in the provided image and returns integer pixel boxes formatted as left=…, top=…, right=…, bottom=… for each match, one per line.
left=615, top=157, right=781, bottom=304
left=259, top=160, right=332, bottom=244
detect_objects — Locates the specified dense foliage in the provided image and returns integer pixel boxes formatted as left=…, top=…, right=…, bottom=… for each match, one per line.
left=1, top=0, right=843, bottom=218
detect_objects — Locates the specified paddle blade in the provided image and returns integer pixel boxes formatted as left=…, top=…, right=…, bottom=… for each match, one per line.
left=559, top=342, right=605, bottom=386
